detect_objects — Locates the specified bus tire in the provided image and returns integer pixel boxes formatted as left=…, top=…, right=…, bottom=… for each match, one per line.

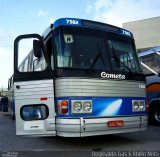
left=149, top=106, right=160, bottom=125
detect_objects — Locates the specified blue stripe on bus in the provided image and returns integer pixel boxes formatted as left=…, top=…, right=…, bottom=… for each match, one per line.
left=56, top=97, right=147, bottom=118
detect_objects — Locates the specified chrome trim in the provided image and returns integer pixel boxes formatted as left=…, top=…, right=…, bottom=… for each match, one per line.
left=56, top=116, right=148, bottom=137
left=80, top=117, right=84, bottom=133
left=55, top=78, right=146, bottom=97
left=14, top=80, right=54, bottom=100
left=17, top=132, right=56, bottom=137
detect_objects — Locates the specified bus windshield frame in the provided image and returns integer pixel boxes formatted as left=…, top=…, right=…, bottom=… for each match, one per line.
left=55, top=26, right=143, bottom=74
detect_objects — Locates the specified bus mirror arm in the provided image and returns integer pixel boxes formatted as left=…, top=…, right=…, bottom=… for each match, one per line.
left=33, top=40, right=42, bottom=58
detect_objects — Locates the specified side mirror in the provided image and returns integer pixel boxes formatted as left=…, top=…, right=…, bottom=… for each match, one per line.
left=33, top=40, right=42, bottom=58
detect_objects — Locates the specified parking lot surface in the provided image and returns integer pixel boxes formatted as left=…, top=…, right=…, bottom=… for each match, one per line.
left=0, top=114, right=160, bottom=157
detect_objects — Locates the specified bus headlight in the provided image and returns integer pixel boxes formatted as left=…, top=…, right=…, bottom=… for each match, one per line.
left=83, top=102, right=92, bottom=112
left=73, top=102, right=82, bottom=112
left=133, top=101, right=139, bottom=111
left=139, top=101, right=145, bottom=111
left=72, top=100, right=92, bottom=113
left=132, top=100, right=146, bottom=112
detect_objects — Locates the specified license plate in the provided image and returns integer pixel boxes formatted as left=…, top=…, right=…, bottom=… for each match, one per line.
left=107, top=120, right=124, bottom=127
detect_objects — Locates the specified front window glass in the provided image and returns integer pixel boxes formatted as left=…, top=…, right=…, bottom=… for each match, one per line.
left=140, top=52, right=160, bottom=75
left=108, top=39, right=141, bottom=73
left=57, top=27, right=109, bottom=70
left=56, top=27, right=142, bottom=73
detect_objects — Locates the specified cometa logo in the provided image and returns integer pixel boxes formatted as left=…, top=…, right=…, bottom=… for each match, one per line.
left=101, top=72, right=125, bottom=80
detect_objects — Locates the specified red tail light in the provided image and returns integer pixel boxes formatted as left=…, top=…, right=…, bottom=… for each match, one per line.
left=61, top=100, right=68, bottom=114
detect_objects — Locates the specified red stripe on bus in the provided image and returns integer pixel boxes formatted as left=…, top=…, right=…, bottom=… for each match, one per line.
left=40, top=97, right=48, bottom=101
left=147, top=83, right=160, bottom=92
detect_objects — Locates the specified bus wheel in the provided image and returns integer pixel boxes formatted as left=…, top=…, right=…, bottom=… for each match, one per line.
left=154, top=109, right=160, bottom=124
left=149, top=107, right=160, bottom=125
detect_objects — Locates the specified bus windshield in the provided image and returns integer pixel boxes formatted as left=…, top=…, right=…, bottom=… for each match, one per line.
left=56, top=27, right=142, bottom=73
left=140, top=52, right=160, bottom=75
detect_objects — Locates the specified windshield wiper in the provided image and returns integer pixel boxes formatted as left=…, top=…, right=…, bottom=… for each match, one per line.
left=89, top=43, right=105, bottom=70
left=111, top=46, right=133, bottom=75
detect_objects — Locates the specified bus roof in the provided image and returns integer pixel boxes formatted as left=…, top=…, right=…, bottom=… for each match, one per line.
left=42, top=18, right=133, bottom=39
left=139, top=46, right=160, bottom=57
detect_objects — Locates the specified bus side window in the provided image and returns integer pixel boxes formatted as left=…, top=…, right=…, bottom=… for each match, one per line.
left=19, top=63, right=24, bottom=72
left=27, top=55, right=30, bottom=72
left=46, top=38, right=52, bottom=62
left=28, top=53, right=33, bottom=72
left=23, top=58, right=29, bottom=72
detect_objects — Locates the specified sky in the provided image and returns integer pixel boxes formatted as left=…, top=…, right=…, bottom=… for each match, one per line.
left=0, top=0, right=160, bottom=88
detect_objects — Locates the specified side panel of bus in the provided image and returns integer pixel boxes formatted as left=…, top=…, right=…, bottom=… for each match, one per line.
left=139, top=49, right=160, bottom=125
left=146, top=75, right=160, bottom=125
left=13, top=34, right=56, bottom=136
left=14, top=79, right=56, bottom=136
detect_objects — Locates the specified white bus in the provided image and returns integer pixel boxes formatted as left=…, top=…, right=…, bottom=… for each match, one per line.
left=139, top=47, right=160, bottom=125
left=8, top=18, right=147, bottom=137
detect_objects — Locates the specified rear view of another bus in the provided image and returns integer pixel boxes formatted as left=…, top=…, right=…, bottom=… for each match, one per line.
left=139, top=47, right=160, bottom=125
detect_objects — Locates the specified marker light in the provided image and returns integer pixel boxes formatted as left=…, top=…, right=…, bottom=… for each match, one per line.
left=61, top=100, right=68, bottom=114
left=73, top=102, right=82, bottom=112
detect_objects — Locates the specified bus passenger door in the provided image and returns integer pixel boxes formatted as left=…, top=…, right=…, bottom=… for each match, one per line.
left=13, top=34, right=56, bottom=136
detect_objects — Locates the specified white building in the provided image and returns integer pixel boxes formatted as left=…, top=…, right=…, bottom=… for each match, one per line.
left=123, top=16, right=160, bottom=51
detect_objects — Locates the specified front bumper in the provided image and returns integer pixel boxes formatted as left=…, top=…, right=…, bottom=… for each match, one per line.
left=56, top=116, right=148, bottom=137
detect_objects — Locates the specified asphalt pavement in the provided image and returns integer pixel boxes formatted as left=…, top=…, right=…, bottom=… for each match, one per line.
left=0, top=113, right=160, bottom=157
